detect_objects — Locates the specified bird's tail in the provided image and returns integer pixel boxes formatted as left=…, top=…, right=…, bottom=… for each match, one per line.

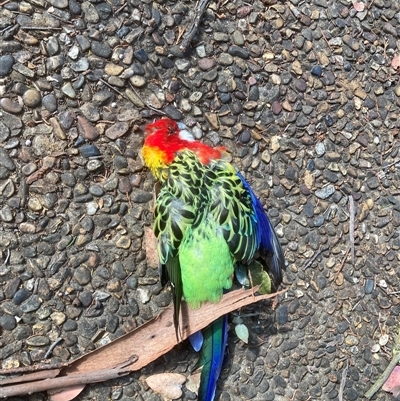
left=197, top=315, right=228, bottom=401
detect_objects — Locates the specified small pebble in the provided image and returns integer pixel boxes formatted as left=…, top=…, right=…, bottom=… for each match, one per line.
left=42, top=94, right=58, bottom=112
left=315, top=185, right=335, bottom=199
left=325, top=115, right=334, bottom=127
left=239, top=130, right=251, bottom=144
left=272, top=101, right=282, bottom=115
left=134, top=49, right=148, bottom=63
left=79, top=145, right=101, bottom=158
left=311, top=65, right=322, bottom=77
left=0, top=55, right=15, bottom=76
left=87, top=159, right=103, bottom=171
left=0, top=98, right=22, bottom=114
left=365, top=279, right=374, bottom=294
left=91, top=41, right=112, bottom=58
left=22, top=89, right=41, bottom=108
left=0, top=315, right=17, bottom=330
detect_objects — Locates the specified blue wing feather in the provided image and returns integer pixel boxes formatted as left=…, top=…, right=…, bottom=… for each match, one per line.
left=236, top=171, right=285, bottom=284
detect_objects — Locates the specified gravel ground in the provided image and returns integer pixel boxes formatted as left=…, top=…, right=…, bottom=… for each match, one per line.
left=1, top=0, right=400, bottom=400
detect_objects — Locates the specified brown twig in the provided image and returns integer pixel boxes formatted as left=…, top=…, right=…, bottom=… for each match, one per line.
left=0, top=24, right=16, bottom=34
left=302, top=246, right=329, bottom=270
left=0, top=362, right=134, bottom=398
left=0, top=368, right=62, bottom=384
left=338, top=359, right=349, bottom=401
left=348, top=195, right=355, bottom=266
left=176, top=25, right=186, bottom=44
left=126, top=192, right=133, bottom=209
left=19, top=26, right=62, bottom=30
left=319, top=29, right=333, bottom=52
left=44, top=13, right=74, bottom=25
left=99, top=78, right=128, bottom=100
left=368, top=158, right=400, bottom=171
left=115, top=2, right=127, bottom=14
left=365, top=330, right=400, bottom=398
left=180, top=0, right=211, bottom=52
left=128, top=83, right=166, bottom=115
left=335, top=246, right=351, bottom=278
left=44, top=338, right=63, bottom=359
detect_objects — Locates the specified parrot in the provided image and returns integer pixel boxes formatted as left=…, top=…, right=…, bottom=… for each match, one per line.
left=142, top=118, right=285, bottom=401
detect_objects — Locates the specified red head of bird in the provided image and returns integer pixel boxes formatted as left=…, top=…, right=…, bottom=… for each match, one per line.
left=142, top=118, right=227, bottom=179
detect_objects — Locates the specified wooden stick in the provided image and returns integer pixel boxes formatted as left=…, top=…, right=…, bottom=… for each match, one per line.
left=365, top=348, right=400, bottom=398
left=128, top=83, right=165, bottom=115
left=19, top=26, right=62, bottom=30
left=335, top=246, right=350, bottom=279
left=338, top=359, right=348, bottom=401
left=348, top=195, right=355, bottom=266
left=302, top=246, right=329, bottom=270
left=180, top=0, right=211, bottom=52
left=0, top=369, right=61, bottom=386
left=0, top=364, right=132, bottom=398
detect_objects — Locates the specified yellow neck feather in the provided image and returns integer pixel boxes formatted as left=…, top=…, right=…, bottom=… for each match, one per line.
left=142, top=145, right=167, bottom=179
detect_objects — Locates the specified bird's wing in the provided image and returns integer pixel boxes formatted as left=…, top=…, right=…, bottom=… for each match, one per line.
left=236, top=171, right=285, bottom=286
left=207, top=160, right=259, bottom=263
left=153, top=150, right=205, bottom=327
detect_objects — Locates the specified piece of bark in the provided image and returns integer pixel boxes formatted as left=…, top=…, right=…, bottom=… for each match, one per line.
left=65, top=287, right=285, bottom=375
left=0, top=287, right=286, bottom=398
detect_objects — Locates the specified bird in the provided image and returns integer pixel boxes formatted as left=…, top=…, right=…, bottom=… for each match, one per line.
left=142, top=118, right=285, bottom=401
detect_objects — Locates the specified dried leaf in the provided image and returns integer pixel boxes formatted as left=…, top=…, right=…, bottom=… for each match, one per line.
left=391, top=54, right=400, bottom=70
left=186, top=370, right=201, bottom=393
left=248, top=260, right=272, bottom=295
left=271, top=295, right=279, bottom=310
left=235, top=324, right=249, bottom=344
left=383, top=366, right=400, bottom=397
left=144, top=226, right=159, bottom=269
left=303, top=170, right=314, bottom=189
left=146, top=373, right=186, bottom=400
left=48, top=385, right=86, bottom=401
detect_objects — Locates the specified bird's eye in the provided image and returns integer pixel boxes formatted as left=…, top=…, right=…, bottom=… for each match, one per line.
left=168, top=124, right=176, bottom=135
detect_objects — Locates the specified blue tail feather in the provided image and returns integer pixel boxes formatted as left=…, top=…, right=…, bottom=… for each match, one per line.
left=197, top=315, right=228, bottom=401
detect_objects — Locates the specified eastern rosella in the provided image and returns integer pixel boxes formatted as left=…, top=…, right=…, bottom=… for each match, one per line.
left=142, top=118, right=285, bottom=401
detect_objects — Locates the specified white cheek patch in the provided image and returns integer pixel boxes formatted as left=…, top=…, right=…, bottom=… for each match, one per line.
left=177, top=123, right=195, bottom=142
